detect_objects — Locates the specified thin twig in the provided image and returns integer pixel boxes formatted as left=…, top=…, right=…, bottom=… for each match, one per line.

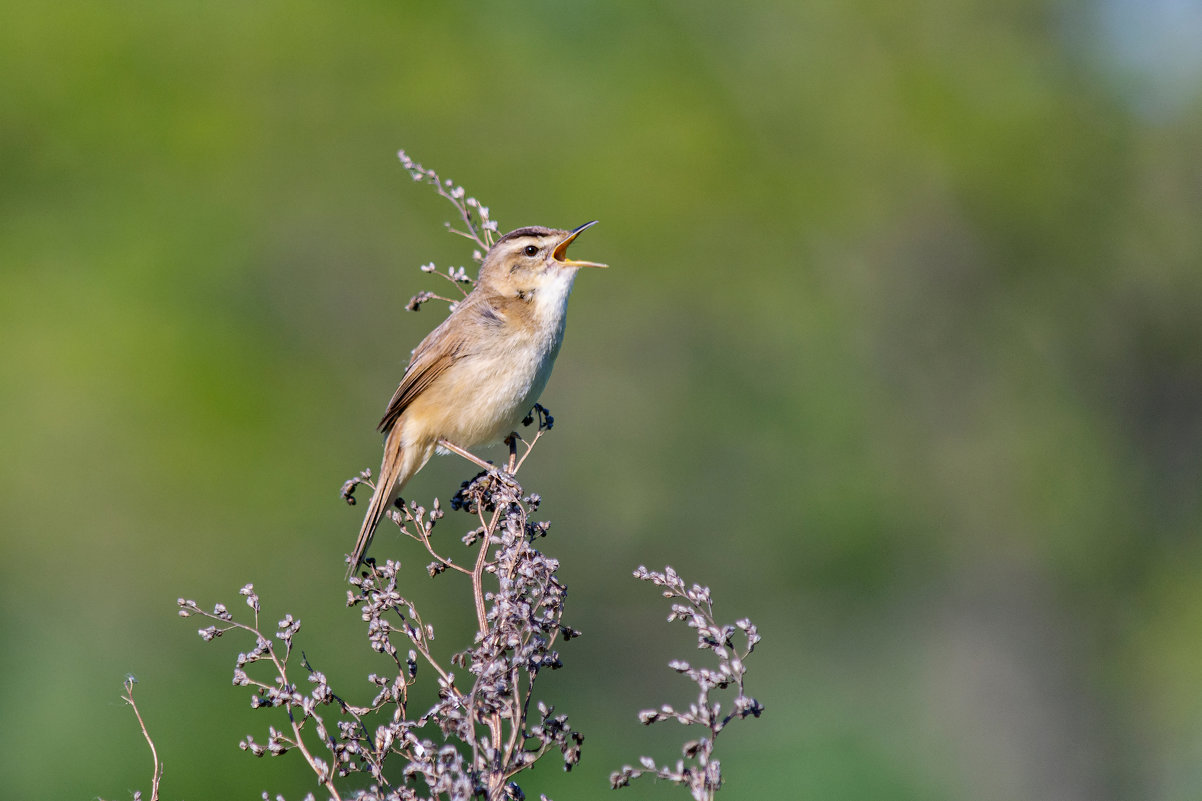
left=121, top=677, right=162, bottom=801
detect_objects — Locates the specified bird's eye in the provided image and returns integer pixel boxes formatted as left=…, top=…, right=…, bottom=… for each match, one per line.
left=524, top=245, right=539, bottom=257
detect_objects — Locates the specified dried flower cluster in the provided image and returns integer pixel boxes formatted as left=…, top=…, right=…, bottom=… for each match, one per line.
left=105, top=153, right=764, bottom=801
left=610, top=566, right=764, bottom=801
left=175, top=404, right=577, bottom=801
left=397, top=149, right=496, bottom=313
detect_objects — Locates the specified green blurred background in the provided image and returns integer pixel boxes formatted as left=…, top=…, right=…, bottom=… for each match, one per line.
left=3, top=1, right=1202, bottom=799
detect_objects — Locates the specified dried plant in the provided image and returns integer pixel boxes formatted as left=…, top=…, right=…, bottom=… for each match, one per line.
left=610, top=566, right=764, bottom=801
left=100, top=676, right=163, bottom=801
left=396, top=149, right=493, bottom=312
left=175, top=156, right=579, bottom=800
left=174, top=406, right=577, bottom=801
left=103, top=153, right=763, bottom=801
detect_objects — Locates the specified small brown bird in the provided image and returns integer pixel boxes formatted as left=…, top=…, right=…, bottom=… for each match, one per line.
left=348, top=222, right=606, bottom=577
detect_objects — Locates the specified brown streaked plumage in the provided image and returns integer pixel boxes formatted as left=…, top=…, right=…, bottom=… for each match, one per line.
left=348, top=222, right=605, bottom=578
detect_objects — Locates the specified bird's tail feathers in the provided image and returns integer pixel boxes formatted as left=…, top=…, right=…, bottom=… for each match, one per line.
left=347, top=430, right=415, bottom=579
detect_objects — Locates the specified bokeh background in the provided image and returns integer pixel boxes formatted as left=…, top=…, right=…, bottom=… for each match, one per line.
left=3, top=1, right=1202, bottom=799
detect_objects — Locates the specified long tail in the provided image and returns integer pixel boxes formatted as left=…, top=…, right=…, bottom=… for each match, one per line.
left=347, top=427, right=429, bottom=579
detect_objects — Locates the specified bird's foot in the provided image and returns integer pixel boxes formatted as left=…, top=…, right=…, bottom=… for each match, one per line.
left=451, top=466, right=523, bottom=513
left=486, top=466, right=522, bottom=494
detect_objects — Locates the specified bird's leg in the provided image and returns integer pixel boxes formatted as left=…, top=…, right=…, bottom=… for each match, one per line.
left=438, top=438, right=523, bottom=499
left=437, top=438, right=497, bottom=472
left=438, top=437, right=521, bottom=480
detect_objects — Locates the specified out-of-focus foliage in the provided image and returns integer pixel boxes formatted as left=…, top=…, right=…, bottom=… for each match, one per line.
left=2, top=1, right=1200, bottom=799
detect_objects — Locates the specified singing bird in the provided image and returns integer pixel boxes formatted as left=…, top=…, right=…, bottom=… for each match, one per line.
left=348, top=222, right=606, bottom=577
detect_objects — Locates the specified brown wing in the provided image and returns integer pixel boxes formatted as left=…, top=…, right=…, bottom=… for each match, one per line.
left=377, top=330, right=468, bottom=433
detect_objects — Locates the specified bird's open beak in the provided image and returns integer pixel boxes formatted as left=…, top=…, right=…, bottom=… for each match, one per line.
left=552, top=221, right=607, bottom=268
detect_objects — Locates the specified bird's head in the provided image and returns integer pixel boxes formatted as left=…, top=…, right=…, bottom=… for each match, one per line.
left=477, top=222, right=606, bottom=301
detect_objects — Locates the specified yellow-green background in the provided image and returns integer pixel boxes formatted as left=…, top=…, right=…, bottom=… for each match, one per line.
left=3, top=2, right=1201, bottom=799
